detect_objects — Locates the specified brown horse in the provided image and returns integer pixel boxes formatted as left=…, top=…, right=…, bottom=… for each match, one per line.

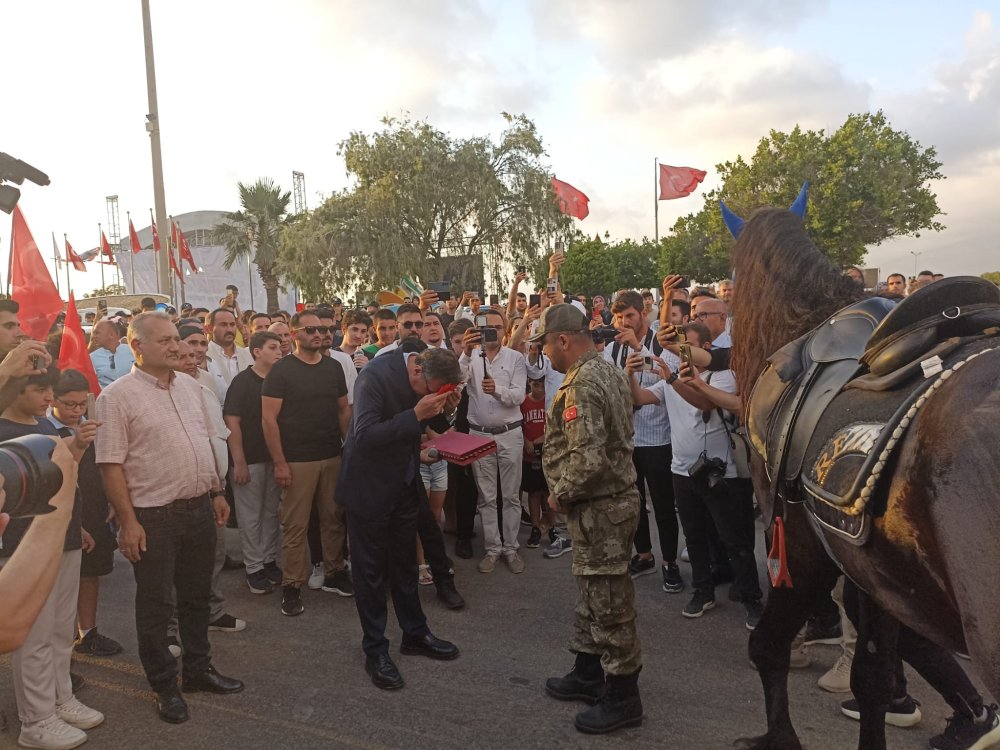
left=729, top=208, right=1000, bottom=750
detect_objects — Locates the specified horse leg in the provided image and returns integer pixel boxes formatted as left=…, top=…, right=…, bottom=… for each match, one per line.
left=737, top=584, right=832, bottom=750
left=844, top=582, right=898, bottom=750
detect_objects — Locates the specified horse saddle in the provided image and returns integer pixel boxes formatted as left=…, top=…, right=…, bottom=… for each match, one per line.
left=748, top=276, right=1000, bottom=544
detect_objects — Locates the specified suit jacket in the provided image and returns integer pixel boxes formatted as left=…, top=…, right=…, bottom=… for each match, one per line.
left=338, top=349, right=441, bottom=520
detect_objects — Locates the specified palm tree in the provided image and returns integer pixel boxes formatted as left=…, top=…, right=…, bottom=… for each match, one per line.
left=213, top=178, right=292, bottom=313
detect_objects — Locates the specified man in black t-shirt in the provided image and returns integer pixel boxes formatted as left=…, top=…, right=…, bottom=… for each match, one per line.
left=224, top=332, right=284, bottom=596
left=262, top=312, right=353, bottom=617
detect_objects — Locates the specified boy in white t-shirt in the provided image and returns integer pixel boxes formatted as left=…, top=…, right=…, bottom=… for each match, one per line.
left=624, top=325, right=763, bottom=630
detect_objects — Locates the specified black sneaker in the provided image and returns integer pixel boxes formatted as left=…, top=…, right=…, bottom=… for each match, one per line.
left=804, top=615, right=843, bottom=645
left=262, top=561, right=282, bottom=586
left=841, top=695, right=922, bottom=727
left=454, top=538, right=473, bottom=559
left=744, top=599, right=764, bottom=631
left=628, top=554, right=656, bottom=578
left=548, top=528, right=559, bottom=545
left=246, top=570, right=273, bottom=595
left=321, top=568, right=354, bottom=597
left=281, top=585, right=304, bottom=617
left=526, top=527, right=542, bottom=548
left=661, top=563, right=684, bottom=593
left=74, top=627, right=124, bottom=656
left=930, top=704, right=1000, bottom=750
left=682, top=590, right=716, bottom=618
left=208, top=613, right=247, bottom=632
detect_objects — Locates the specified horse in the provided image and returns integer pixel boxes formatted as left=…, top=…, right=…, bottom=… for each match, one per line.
left=726, top=208, right=1000, bottom=750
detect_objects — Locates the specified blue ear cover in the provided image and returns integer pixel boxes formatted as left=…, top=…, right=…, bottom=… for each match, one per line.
left=720, top=200, right=745, bottom=239
left=789, top=181, right=809, bottom=217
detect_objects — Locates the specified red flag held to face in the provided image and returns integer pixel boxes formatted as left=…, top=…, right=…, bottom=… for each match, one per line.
left=150, top=210, right=161, bottom=252
left=658, top=164, right=707, bottom=200
left=11, top=205, right=64, bottom=340
left=58, top=295, right=101, bottom=394
left=551, top=177, right=590, bottom=220
left=128, top=218, right=142, bottom=254
left=65, top=238, right=86, bottom=272
left=100, top=230, right=116, bottom=265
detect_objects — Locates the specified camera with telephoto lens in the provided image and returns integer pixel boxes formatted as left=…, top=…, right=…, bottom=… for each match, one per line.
left=0, top=435, right=65, bottom=518
left=591, top=326, right=618, bottom=344
left=688, top=451, right=727, bottom=488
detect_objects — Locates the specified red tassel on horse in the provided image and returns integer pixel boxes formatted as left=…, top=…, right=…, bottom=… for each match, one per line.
left=767, top=517, right=793, bottom=588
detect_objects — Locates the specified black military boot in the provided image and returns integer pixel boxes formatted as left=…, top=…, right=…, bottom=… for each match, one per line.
left=545, top=652, right=605, bottom=704
left=574, top=669, right=643, bottom=734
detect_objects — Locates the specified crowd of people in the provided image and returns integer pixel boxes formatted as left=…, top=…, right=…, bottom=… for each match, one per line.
left=1, top=256, right=996, bottom=750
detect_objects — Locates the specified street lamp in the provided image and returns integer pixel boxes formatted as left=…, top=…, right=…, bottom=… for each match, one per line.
left=909, top=250, right=923, bottom=278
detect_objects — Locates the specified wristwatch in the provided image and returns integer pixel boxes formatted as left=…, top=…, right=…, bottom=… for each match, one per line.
left=666, top=371, right=679, bottom=385
left=210, top=490, right=226, bottom=499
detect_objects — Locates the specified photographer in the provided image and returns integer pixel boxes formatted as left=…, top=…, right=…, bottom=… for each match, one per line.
left=0, top=438, right=77, bottom=655
left=624, top=323, right=762, bottom=629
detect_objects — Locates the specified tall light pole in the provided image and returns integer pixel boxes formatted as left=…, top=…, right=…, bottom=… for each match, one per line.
left=141, top=0, right=171, bottom=299
left=909, top=250, right=923, bottom=278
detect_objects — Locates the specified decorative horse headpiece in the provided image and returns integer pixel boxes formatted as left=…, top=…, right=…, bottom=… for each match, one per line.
left=719, top=181, right=810, bottom=239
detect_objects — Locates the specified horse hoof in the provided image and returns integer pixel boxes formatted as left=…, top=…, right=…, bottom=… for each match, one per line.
left=735, top=733, right=803, bottom=750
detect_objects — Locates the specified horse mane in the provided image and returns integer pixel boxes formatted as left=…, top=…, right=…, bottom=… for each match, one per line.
left=730, top=208, right=864, bottom=399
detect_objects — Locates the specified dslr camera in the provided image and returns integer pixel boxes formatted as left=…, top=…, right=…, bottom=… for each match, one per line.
left=688, top=451, right=727, bottom=488
left=591, top=326, right=618, bottom=345
left=0, top=435, right=65, bottom=518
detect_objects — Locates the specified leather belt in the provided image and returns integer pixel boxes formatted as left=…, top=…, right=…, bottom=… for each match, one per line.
left=170, top=493, right=211, bottom=509
left=468, top=420, right=523, bottom=435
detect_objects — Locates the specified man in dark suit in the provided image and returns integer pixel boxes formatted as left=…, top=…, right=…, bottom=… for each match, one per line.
left=338, top=346, right=464, bottom=689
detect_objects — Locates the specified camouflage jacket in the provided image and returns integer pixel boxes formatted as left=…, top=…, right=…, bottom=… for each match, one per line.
left=543, top=350, right=637, bottom=507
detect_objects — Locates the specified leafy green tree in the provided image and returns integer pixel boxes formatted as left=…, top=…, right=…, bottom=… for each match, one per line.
left=662, top=111, right=945, bottom=278
left=281, top=113, right=571, bottom=297
left=83, top=284, right=127, bottom=298
left=213, top=178, right=293, bottom=313
left=982, top=271, right=1000, bottom=285
left=554, top=237, right=661, bottom=298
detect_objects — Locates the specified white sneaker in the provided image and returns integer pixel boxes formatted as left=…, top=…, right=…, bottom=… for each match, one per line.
left=818, top=651, right=853, bottom=693
left=307, top=563, right=324, bottom=590
left=18, top=715, right=87, bottom=749
left=56, top=696, right=104, bottom=730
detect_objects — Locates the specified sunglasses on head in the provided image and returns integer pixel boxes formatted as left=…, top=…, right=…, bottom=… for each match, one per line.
left=296, top=326, right=331, bottom=335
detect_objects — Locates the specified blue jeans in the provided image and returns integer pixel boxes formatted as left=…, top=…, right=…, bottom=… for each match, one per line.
left=132, top=496, right=216, bottom=692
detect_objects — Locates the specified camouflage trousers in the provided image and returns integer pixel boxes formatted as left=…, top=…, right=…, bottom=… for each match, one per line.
left=566, top=491, right=642, bottom=676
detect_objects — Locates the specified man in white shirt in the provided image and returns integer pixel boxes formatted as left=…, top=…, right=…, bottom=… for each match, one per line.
left=458, top=310, right=527, bottom=574
left=205, top=308, right=253, bottom=386
left=693, top=298, right=731, bottom=348
left=89, top=320, right=135, bottom=388
left=179, top=325, right=227, bottom=405
left=624, top=325, right=762, bottom=629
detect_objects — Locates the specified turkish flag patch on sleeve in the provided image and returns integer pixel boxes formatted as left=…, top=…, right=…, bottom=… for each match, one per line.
left=564, top=406, right=578, bottom=422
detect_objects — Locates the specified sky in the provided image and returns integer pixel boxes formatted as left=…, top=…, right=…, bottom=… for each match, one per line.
left=4, top=0, right=1000, bottom=296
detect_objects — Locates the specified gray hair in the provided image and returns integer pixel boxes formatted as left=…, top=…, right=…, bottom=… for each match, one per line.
left=128, top=311, right=173, bottom=343
left=417, top=347, right=462, bottom=384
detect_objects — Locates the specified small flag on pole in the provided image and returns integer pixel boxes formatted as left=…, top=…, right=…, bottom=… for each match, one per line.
left=150, top=209, right=161, bottom=252
left=658, top=164, right=707, bottom=200
left=65, top=238, right=87, bottom=272
left=128, top=218, right=142, bottom=254
left=100, top=230, right=117, bottom=265
left=59, top=295, right=101, bottom=394
left=175, top=222, right=198, bottom=273
left=550, top=177, right=590, bottom=220
left=10, top=205, right=64, bottom=340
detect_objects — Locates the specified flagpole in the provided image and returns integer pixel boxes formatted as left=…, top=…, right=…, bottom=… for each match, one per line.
left=51, top=232, right=61, bottom=296
left=127, top=211, right=137, bottom=293
left=142, top=0, right=172, bottom=302
left=63, top=234, right=71, bottom=292
left=98, top=224, right=106, bottom=290
left=654, top=157, right=659, bottom=244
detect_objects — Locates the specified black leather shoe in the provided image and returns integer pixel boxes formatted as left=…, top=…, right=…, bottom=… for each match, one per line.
left=436, top=578, right=466, bottom=610
left=182, top=665, right=245, bottom=694
left=454, top=538, right=473, bottom=559
left=365, top=653, right=404, bottom=690
left=400, top=632, right=459, bottom=660
left=156, top=686, right=190, bottom=724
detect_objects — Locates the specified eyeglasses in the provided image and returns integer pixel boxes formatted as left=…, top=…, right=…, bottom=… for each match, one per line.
left=400, top=321, right=425, bottom=330
left=56, top=398, right=88, bottom=409
left=295, top=326, right=331, bottom=334
left=693, top=311, right=724, bottom=321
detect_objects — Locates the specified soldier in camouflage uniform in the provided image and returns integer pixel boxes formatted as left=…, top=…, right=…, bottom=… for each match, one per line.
left=529, top=304, right=644, bottom=735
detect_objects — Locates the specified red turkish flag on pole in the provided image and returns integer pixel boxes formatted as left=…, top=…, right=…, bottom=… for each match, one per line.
left=58, top=295, right=101, bottom=394
left=658, top=164, right=707, bottom=200
left=149, top=209, right=161, bottom=252
left=551, top=177, right=590, bottom=220
left=65, top=238, right=86, bottom=272
left=176, top=224, right=198, bottom=273
left=168, top=219, right=183, bottom=282
left=10, top=205, right=64, bottom=340
left=100, top=230, right=116, bottom=265
left=128, top=218, right=142, bottom=254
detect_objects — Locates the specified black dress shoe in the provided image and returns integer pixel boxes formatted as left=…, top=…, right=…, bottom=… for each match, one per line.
left=365, top=653, right=404, bottom=690
left=400, top=632, right=459, bottom=661
left=436, top=578, right=466, bottom=610
left=182, top=665, right=245, bottom=694
left=454, top=538, right=473, bottom=559
left=156, top=686, right=190, bottom=724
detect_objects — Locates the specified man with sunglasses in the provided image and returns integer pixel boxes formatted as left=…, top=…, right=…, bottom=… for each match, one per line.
left=374, top=304, right=423, bottom=358
left=262, top=311, right=353, bottom=617
left=89, top=320, right=134, bottom=388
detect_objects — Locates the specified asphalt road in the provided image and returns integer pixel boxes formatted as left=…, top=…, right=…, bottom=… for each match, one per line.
left=1, top=517, right=990, bottom=750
